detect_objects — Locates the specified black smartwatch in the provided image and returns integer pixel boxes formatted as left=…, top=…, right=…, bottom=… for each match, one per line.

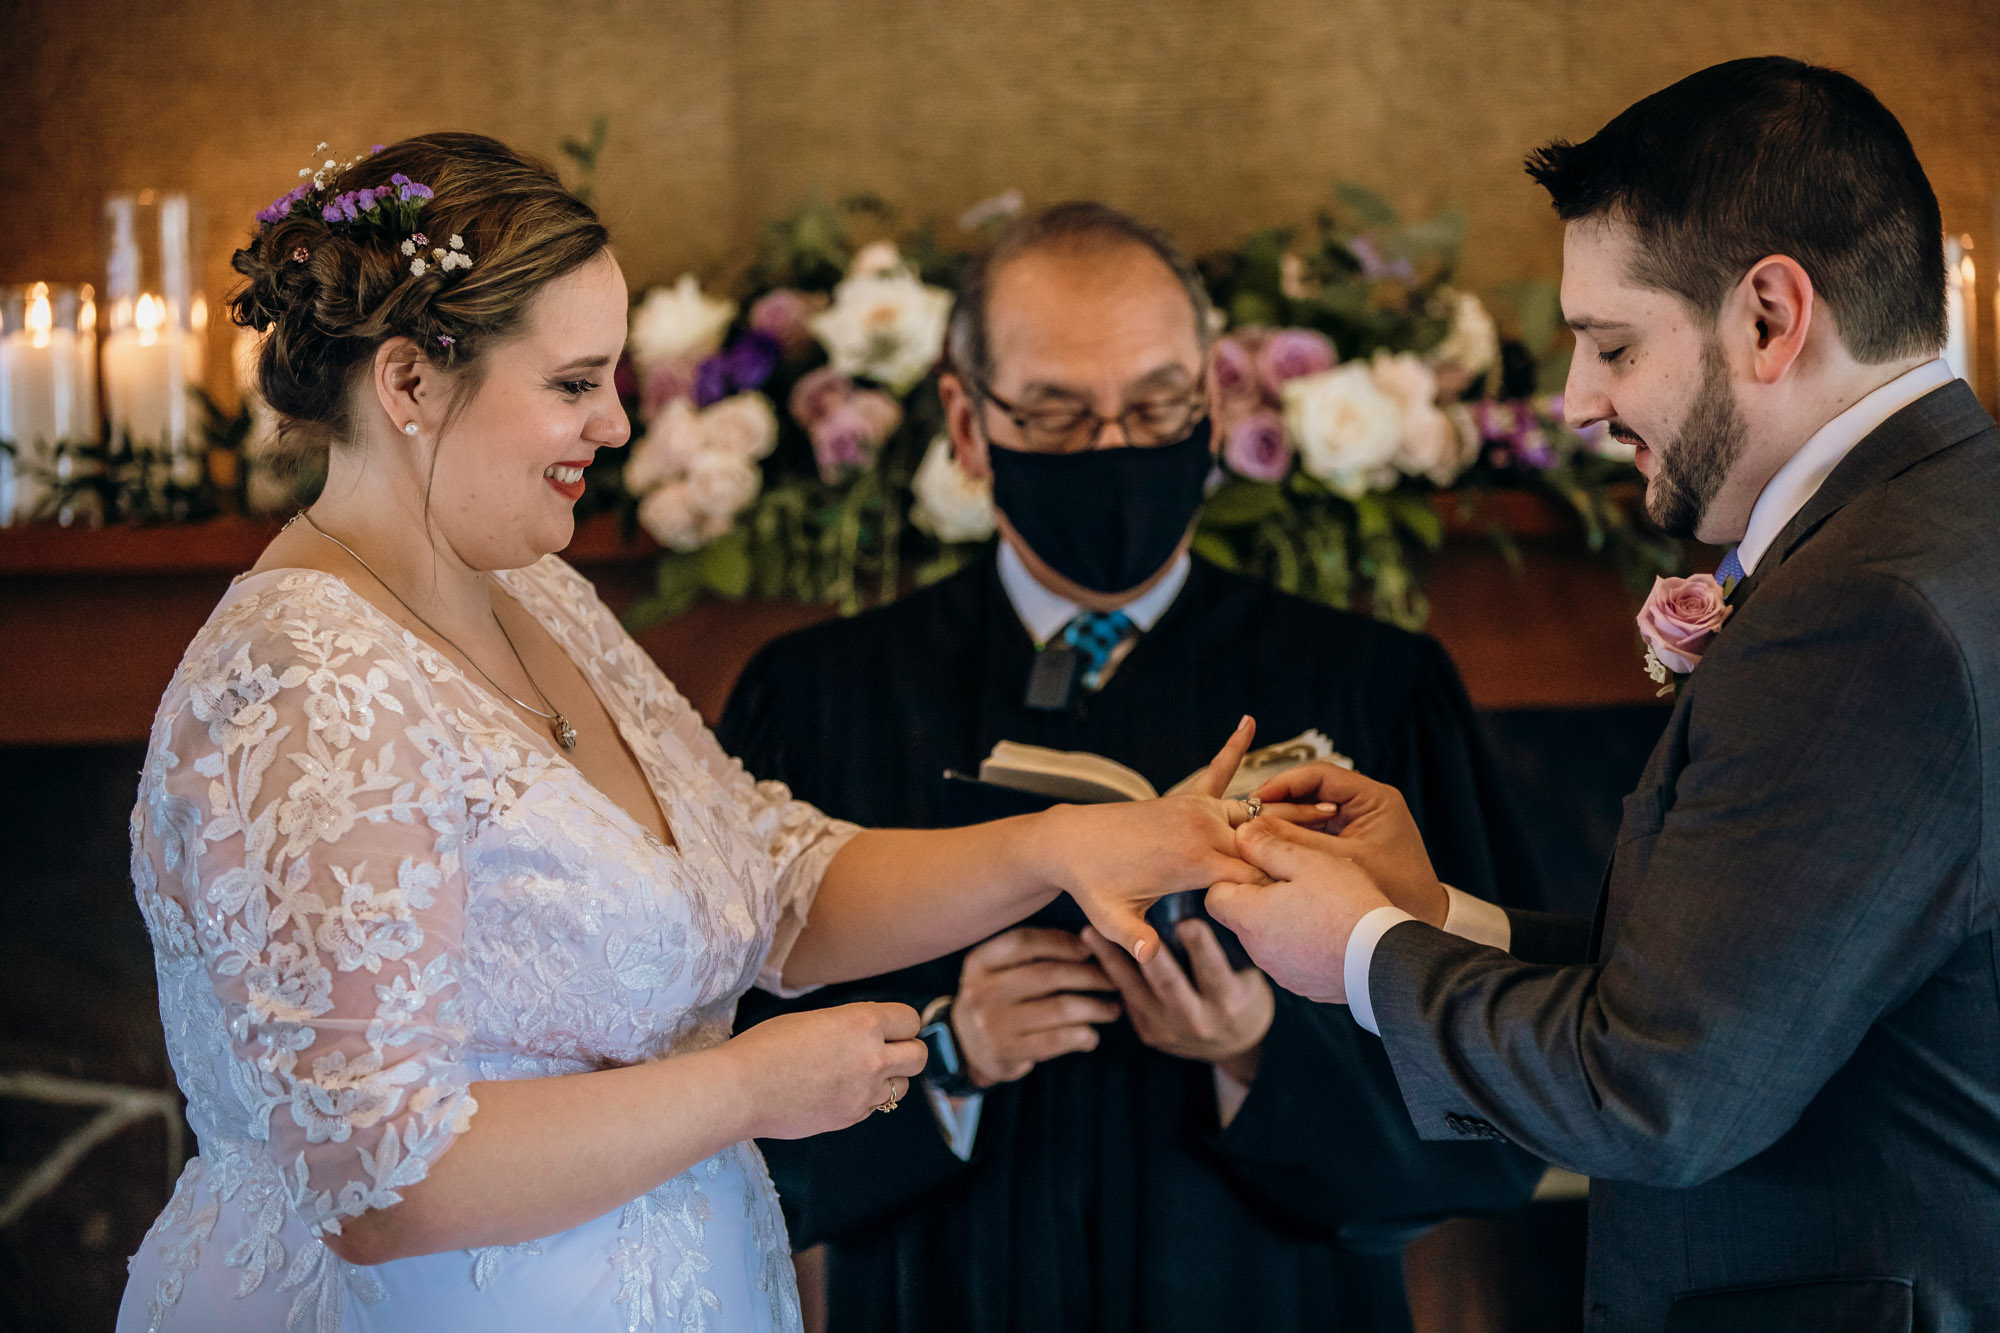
left=918, top=996, right=980, bottom=1098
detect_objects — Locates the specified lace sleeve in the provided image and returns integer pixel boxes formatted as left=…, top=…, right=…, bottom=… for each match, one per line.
left=160, top=607, right=479, bottom=1242
left=659, top=681, right=861, bottom=998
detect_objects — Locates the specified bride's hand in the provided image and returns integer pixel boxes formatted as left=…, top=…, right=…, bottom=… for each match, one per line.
left=1038, top=717, right=1265, bottom=963
left=727, top=1002, right=928, bottom=1141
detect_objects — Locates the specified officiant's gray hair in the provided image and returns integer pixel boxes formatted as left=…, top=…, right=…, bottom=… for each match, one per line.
left=947, top=202, right=1216, bottom=387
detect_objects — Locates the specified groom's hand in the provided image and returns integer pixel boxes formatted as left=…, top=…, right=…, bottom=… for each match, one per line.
left=1207, top=819, right=1393, bottom=1005
left=1254, top=764, right=1447, bottom=927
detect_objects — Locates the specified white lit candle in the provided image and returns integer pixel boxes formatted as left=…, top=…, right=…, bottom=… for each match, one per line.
left=103, top=292, right=189, bottom=448
left=1944, top=234, right=1976, bottom=384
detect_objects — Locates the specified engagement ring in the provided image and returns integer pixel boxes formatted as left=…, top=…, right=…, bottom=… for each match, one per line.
left=873, top=1089, right=901, bottom=1115
left=1236, top=795, right=1263, bottom=820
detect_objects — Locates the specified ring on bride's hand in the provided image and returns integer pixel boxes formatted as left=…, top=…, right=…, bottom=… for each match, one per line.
left=872, top=1086, right=901, bottom=1115
left=1236, top=795, right=1263, bottom=820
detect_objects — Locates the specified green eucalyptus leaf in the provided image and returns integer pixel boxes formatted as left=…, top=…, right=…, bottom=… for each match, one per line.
left=1191, top=528, right=1241, bottom=571
left=1200, top=479, right=1288, bottom=528
left=699, top=527, right=753, bottom=599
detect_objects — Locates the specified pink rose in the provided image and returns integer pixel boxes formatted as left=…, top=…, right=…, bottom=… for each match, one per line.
left=847, top=388, right=904, bottom=445
left=810, top=404, right=877, bottom=481
left=640, top=355, right=698, bottom=425
left=789, top=367, right=854, bottom=431
left=1222, top=409, right=1293, bottom=482
left=749, top=288, right=827, bottom=358
left=1255, top=328, right=1337, bottom=399
left=1637, top=574, right=1732, bottom=675
left=1211, top=331, right=1266, bottom=413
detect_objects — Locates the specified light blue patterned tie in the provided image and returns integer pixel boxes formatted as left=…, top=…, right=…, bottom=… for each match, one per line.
left=1715, top=546, right=1745, bottom=590
left=1061, top=610, right=1137, bottom=691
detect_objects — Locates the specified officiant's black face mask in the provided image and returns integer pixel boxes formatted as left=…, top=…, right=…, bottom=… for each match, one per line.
left=986, top=418, right=1213, bottom=595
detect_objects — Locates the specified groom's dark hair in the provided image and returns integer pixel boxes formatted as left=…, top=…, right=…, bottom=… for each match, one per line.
left=1527, top=56, right=1946, bottom=363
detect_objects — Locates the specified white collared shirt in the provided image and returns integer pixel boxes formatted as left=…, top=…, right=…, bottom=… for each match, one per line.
left=1343, top=358, right=1962, bottom=1036
left=997, top=539, right=1191, bottom=645
left=1734, top=358, right=1954, bottom=575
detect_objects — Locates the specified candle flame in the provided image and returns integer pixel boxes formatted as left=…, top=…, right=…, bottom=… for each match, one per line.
left=190, top=293, right=208, bottom=332
left=27, top=283, right=52, bottom=349
left=79, top=287, right=96, bottom=336
left=136, top=293, right=164, bottom=346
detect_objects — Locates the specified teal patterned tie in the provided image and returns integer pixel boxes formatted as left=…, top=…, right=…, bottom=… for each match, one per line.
left=1061, top=610, right=1137, bottom=691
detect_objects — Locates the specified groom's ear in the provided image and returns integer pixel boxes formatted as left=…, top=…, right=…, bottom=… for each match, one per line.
left=1737, top=255, right=1816, bottom=385
left=940, top=372, right=991, bottom=481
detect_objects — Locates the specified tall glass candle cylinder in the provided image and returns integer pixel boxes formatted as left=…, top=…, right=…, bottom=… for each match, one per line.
left=1944, top=234, right=1976, bottom=386
left=0, top=283, right=99, bottom=524
left=102, top=191, right=204, bottom=453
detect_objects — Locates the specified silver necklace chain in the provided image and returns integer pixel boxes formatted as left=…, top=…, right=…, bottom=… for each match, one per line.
left=294, top=510, right=579, bottom=749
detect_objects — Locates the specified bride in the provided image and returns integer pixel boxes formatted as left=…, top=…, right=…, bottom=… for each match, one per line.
left=118, top=132, right=1263, bottom=1332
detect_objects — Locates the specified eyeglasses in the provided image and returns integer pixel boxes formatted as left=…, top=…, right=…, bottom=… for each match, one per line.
left=973, top=379, right=1209, bottom=454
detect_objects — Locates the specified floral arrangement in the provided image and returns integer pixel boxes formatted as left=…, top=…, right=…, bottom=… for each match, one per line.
left=606, top=185, right=1675, bottom=629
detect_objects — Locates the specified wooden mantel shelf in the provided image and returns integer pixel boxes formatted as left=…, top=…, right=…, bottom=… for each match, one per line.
left=1, top=491, right=1662, bottom=748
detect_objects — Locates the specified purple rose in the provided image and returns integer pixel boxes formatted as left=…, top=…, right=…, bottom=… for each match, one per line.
left=1638, top=575, right=1732, bottom=675
left=1254, top=328, right=1337, bottom=399
left=1222, top=409, right=1293, bottom=481
left=723, top=332, right=780, bottom=391
left=788, top=367, right=854, bottom=430
left=810, top=404, right=876, bottom=481
left=1347, top=236, right=1416, bottom=283
left=1212, top=332, right=1264, bottom=412
left=748, top=288, right=827, bottom=357
left=693, top=355, right=733, bottom=408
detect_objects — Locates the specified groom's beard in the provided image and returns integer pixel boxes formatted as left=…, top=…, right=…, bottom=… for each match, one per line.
left=1643, top=337, right=1748, bottom=539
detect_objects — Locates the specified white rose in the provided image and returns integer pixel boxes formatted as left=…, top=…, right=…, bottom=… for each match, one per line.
left=810, top=268, right=954, bottom=396
left=685, top=447, right=762, bottom=520
left=849, top=240, right=904, bottom=278
left=636, top=481, right=706, bottom=551
left=622, top=398, right=703, bottom=495
left=629, top=275, right=736, bottom=369
left=1282, top=364, right=1404, bottom=498
left=1429, top=290, right=1500, bottom=379
left=910, top=434, right=996, bottom=543
left=701, top=392, right=778, bottom=462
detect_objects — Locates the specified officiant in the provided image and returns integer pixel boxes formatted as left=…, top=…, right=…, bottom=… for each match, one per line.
left=723, top=202, right=1545, bottom=1332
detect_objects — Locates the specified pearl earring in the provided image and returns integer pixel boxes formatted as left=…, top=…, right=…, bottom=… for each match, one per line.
left=403, top=423, right=420, bottom=437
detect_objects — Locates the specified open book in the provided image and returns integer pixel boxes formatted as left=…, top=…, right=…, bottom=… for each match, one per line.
left=977, top=730, right=1353, bottom=805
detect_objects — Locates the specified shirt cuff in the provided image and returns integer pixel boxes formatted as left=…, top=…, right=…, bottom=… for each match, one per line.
left=1346, top=905, right=1416, bottom=1036
left=1441, top=884, right=1512, bottom=951
left=923, top=1082, right=983, bottom=1160
left=1212, top=1065, right=1252, bottom=1130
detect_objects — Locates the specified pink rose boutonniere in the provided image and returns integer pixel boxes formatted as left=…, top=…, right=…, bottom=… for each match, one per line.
left=1637, top=574, right=1733, bottom=693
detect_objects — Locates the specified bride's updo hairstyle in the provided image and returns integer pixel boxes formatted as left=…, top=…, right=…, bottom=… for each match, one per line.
left=229, top=132, right=609, bottom=464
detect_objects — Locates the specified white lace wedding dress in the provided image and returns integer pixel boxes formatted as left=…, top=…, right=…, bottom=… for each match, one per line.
left=117, top=556, right=858, bottom=1333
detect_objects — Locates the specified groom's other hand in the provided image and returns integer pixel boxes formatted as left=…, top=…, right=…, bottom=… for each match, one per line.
left=1208, top=819, right=1394, bottom=1004
left=1255, top=764, right=1447, bottom=926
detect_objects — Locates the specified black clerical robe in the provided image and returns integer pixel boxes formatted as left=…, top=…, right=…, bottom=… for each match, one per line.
left=722, top=548, right=1545, bottom=1333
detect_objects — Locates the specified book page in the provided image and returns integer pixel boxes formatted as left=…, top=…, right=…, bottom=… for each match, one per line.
left=979, top=740, right=1158, bottom=803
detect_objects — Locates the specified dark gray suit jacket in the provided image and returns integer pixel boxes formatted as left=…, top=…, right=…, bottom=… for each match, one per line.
left=1371, top=380, right=2000, bottom=1333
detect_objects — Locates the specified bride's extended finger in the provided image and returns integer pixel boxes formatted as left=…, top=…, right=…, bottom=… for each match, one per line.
left=1191, top=715, right=1257, bottom=799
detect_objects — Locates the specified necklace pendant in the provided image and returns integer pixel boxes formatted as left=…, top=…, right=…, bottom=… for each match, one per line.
left=553, top=714, right=578, bottom=750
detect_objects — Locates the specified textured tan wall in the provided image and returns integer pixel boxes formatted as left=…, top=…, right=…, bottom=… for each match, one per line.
left=4, top=0, right=1996, bottom=400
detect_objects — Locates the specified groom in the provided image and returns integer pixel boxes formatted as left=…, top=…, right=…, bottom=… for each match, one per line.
left=1210, top=56, right=2000, bottom=1332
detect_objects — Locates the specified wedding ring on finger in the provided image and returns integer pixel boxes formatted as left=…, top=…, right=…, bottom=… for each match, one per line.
left=872, top=1080, right=903, bottom=1115
left=1235, top=795, right=1263, bottom=821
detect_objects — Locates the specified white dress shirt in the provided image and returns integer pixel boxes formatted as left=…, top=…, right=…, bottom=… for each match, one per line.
left=1344, top=358, right=1960, bottom=1036
left=928, top=543, right=1224, bottom=1158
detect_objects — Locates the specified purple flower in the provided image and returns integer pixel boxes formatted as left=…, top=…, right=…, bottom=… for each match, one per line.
left=321, top=202, right=343, bottom=223
left=789, top=367, right=854, bottom=430
left=748, top=288, right=827, bottom=356
left=411, top=232, right=428, bottom=247
left=810, top=404, right=877, bottom=481
left=1212, top=331, right=1264, bottom=411
left=1222, top=409, right=1294, bottom=481
left=1347, top=236, right=1416, bottom=283
left=400, top=181, right=434, bottom=202
left=390, top=173, right=410, bottom=187
left=356, top=187, right=377, bottom=210
left=693, top=355, right=733, bottom=408
left=723, top=333, right=780, bottom=391
left=1254, top=328, right=1337, bottom=398
left=371, top=144, right=385, bottom=154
